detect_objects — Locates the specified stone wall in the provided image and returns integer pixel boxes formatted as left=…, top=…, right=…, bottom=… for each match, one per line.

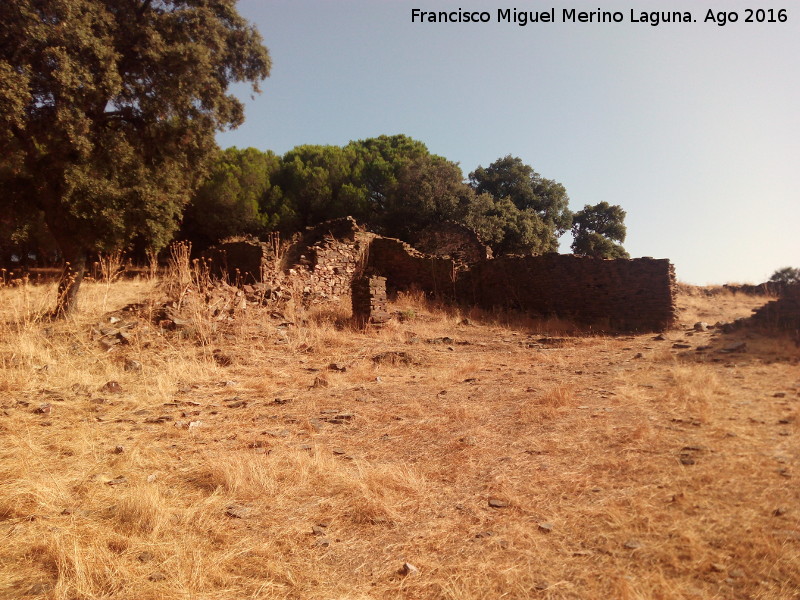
left=366, top=237, right=459, bottom=299
left=351, top=276, right=390, bottom=327
left=282, top=218, right=373, bottom=303
left=458, top=254, right=678, bottom=331
left=203, top=240, right=275, bottom=284
left=410, top=221, right=492, bottom=265
left=750, top=284, right=800, bottom=332
left=723, top=282, right=786, bottom=296
left=200, top=217, right=678, bottom=332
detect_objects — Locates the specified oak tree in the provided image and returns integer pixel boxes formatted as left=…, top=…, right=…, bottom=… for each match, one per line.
left=469, top=155, right=572, bottom=253
left=570, top=202, right=629, bottom=259
left=0, top=0, right=270, bottom=314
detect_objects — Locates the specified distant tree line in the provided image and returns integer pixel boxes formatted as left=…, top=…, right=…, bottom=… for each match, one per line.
left=177, top=135, right=630, bottom=259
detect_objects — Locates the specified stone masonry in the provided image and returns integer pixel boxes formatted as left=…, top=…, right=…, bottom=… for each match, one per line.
left=410, top=221, right=493, bottom=265
left=203, top=217, right=678, bottom=332
left=351, top=276, right=390, bottom=327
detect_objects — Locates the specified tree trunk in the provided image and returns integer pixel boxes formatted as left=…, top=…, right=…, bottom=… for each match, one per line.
left=54, top=241, right=88, bottom=318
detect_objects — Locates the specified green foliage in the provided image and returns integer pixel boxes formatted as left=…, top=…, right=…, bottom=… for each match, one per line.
left=182, top=147, right=282, bottom=244
left=469, top=155, right=573, bottom=252
left=461, top=193, right=551, bottom=255
left=769, top=267, right=800, bottom=285
left=0, top=0, right=270, bottom=312
left=278, top=144, right=369, bottom=229
left=184, top=139, right=595, bottom=260
left=273, top=135, right=474, bottom=242
left=571, top=202, right=629, bottom=259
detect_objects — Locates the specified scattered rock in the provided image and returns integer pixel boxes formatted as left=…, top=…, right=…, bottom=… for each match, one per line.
left=113, top=445, right=125, bottom=454
left=315, top=537, right=331, bottom=547
left=372, top=351, right=415, bottom=365
left=538, top=522, right=554, bottom=533
left=399, top=562, right=419, bottom=576
left=312, top=376, right=329, bottom=388
left=328, top=363, right=347, bottom=372
left=148, top=571, right=166, bottom=582
left=488, top=497, right=510, bottom=509
left=653, top=333, right=668, bottom=341
left=709, top=563, right=726, bottom=573
left=213, top=351, right=233, bottom=367
left=720, top=342, right=747, bottom=354
left=106, top=476, right=127, bottom=486
left=694, top=322, right=708, bottom=332
left=101, top=381, right=123, bottom=394
left=124, top=359, right=142, bottom=372
left=623, top=540, right=643, bottom=549
left=34, top=403, right=51, bottom=414
left=672, top=343, right=692, bottom=349
left=312, top=525, right=327, bottom=536
left=25, top=582, right=54, bottom=595
left=225, top=504, right=252, bottom=519
left=137, top=551, right=154, bottom=562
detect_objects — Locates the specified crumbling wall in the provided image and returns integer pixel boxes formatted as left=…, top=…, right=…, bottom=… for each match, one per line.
left=283, top=218, right=374, bottom=303
left=410, top=221, right=492, bottom=265
left=201, top=217, right=678, bottom=332
left=750, top=284, right=800, bottom=331
left=366, top=237, right=458, bottom=299
left=203, top=240, right=275, bottom=284
left=351, top=276, right=390, bottom=327
left=458, top=254, right=677, bottom=331
left=723, top=282, right=786, bottom=296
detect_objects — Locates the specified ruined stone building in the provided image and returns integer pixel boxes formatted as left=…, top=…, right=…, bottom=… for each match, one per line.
left=207, top=217, right=678, bottom=332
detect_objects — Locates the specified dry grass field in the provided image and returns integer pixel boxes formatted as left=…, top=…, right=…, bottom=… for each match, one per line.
left=1, top=272, right=798, bottom=599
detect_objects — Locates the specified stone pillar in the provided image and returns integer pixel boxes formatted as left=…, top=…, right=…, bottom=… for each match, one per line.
left=352, top=276, right=390, bottom=327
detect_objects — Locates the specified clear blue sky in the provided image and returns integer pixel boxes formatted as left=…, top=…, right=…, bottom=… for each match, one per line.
left=217, top=0, right=800, bottom=285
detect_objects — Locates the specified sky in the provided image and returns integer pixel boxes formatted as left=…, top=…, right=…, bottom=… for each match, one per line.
left=217, top=0, right=800, bottom=285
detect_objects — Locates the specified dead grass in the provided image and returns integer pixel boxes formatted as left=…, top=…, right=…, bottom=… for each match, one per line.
left=0, top=277, right=798, bottom=599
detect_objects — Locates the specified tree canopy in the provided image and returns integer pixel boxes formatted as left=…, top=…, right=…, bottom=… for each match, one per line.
left=469, top=155, right=573, bottom=253
left=180, top=147, right=282, bottom=246
left=570, top=202, right=629, bottom=259
left=180, top=140, right=603, bottom=260
left=769, top=266, right=800, bottom=285
left=0, top=0, right=270, bottom=314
